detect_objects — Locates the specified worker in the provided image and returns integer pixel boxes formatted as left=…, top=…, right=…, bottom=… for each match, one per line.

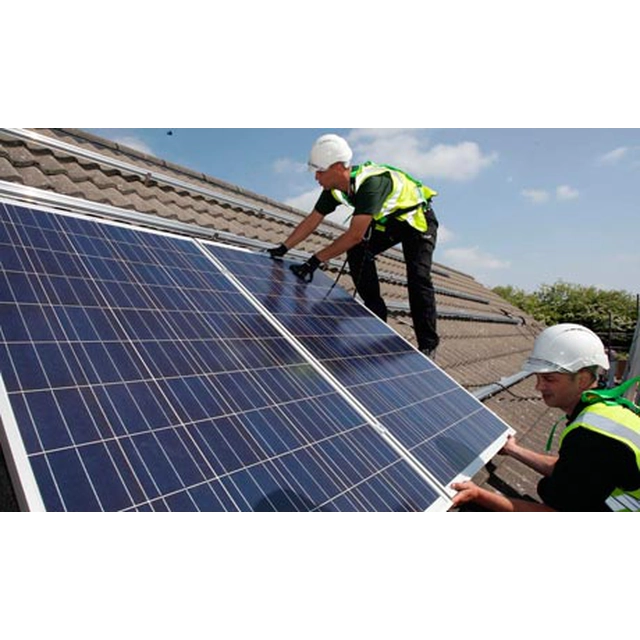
left=451, top=324, right=640, bottom=511
left=268, top=133, right=440, bottom=358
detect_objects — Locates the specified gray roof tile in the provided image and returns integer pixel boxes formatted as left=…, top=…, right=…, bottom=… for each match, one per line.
left=0, top=156, right=25, bottom=184
left=17, top=165, right=57, bottom=190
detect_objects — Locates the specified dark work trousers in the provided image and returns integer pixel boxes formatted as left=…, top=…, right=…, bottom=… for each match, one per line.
left=347, top=218, right=439, bottom=352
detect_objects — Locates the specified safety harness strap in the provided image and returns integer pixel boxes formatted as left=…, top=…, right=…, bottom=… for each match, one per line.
left=546, top=377, right=640, bottom=452
left=582, top=376, right=640, bottom=415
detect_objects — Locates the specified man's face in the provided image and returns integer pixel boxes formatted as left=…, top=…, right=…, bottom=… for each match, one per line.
left=535, top=372, right=583, bottom=413
left=315, top=162, right=343, bottom=190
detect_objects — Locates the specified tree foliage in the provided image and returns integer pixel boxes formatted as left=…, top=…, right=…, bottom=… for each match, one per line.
left=494, top=281, right=639, bottom=352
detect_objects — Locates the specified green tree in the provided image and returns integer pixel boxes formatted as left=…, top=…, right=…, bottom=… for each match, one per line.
left=494, top=281, right=638, bottom=352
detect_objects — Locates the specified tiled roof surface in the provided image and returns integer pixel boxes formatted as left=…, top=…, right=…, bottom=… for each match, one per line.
left=0, top=128, right=562, bottom=511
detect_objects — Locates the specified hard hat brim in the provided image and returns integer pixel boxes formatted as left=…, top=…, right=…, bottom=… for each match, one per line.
left=522, top=358, right=572, bottom=374
left=307, top=161, right=327, bottom=173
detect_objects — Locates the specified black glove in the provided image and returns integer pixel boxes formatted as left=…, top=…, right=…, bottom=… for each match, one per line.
left=290, top=256, right=321, bottom=283
left=268, top=243, right=289, bottom=259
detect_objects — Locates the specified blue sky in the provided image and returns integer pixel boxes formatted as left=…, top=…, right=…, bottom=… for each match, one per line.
left=85, top=128, right=640, bottom=295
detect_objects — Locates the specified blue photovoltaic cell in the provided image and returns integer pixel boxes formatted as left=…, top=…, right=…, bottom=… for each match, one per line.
left=0, top=200, right=443, bottom=511
left=205, top=244, right=511, bottom=487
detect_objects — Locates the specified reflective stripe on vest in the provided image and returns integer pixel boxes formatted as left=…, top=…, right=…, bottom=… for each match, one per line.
left=575, top=412, right=640, bottom=451
left=561, top=404, right=640, bottom=511
left=606, top=491, right=640, bottom=512
left=332, top=163, right=437, bottom=233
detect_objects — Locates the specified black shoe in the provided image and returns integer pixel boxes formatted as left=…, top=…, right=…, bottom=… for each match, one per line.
left=420, top=348, right=437, bottom=361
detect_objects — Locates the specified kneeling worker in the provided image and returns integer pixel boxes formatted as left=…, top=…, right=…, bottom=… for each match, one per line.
left=452, top=324, right=640, bottom=511
left=268, top=133, right=440, bottom=358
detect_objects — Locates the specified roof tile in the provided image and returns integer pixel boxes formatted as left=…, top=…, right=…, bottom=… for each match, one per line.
left=0, top=156, right=25, bottom=184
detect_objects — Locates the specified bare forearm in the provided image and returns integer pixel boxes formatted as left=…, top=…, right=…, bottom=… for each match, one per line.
left=475, top=489, right=553, bottom=512
left=451, top=483, right=555, bottom=512
left=507, top=446, right=558, bottom=477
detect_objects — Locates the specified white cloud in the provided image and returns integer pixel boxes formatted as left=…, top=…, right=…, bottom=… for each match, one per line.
left=285, top=188, right=322, bottom=213
left=521, top=188, right=550, bottom=204
left=348, top=129, right=497, bottom=182
left=556, top=184, right=579, bottom=200
left=522, top=185, right=579, bottom=203
left=441, top=246, right=511, bottom=274
left=113, top=136, right=154, bottom=155
left=598, top=147, right=628, bottom=165
left=424, top=142, right=498, bottom=181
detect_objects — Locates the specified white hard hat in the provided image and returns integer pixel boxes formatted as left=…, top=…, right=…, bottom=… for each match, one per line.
left=523, top=323, right=610, bottom=374
left=308, top=134, right=353, bottom=172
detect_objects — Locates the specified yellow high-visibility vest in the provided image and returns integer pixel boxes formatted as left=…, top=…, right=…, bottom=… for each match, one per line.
left=332, top=162, right=438, bottom=233
left=560, top=403, right=640, bottom=511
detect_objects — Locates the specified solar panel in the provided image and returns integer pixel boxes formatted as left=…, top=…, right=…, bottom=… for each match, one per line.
left=1, top=198, right=451, bottom=511
left=203, top=244, right=512, bottom=489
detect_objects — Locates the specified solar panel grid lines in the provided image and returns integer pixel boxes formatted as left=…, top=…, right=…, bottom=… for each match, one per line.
left=196, top=240, right=452, bottom=508
left=1, top=198, right=446, bottom=511
left=1, top=204, right=232, bottom=510
left=203, top=244, right=512, bottom=492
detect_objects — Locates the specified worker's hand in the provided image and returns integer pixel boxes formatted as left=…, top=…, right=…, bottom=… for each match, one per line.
left=290, top=256, right=321, bottom=283
left=268, top=243, right=289, bottom=259
left=500, top=435, right=518, bottom=457
left=450, top=481, right=481, bottom=508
